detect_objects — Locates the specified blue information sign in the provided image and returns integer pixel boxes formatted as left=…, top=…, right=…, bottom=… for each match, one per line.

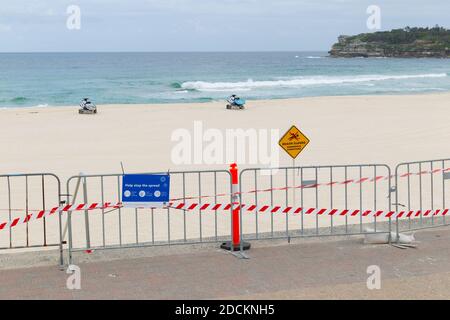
left=122, top=174, right=170, bottom=208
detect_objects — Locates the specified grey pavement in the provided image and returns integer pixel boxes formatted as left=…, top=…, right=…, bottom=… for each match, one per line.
left=0, top=227, right=449, bottom=299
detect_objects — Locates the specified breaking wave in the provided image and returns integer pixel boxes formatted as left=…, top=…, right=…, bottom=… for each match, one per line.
left=180, top=73, right=448, bottom=92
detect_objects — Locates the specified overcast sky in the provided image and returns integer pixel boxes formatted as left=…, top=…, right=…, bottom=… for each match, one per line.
left=0, top=0, right=449, bottom=52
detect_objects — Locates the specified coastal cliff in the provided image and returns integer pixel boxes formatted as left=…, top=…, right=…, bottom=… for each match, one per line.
left=329, top=26, right=450, bottom=58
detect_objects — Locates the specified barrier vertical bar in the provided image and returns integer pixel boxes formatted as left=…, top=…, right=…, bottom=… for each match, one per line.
left=151, top=208, right=155, bottom=245
left=270, top=170, right=274, bottom=237
left=54, top=175, right=64, bottom=269
left=407, top=163, right=411, bottom=229
left=100, top=176, right=105, bottom=247
left=300, top=168, right=304, bottom=235
left=68, top=208, right=73, bottom=265
left=359, top=166, right=363, bottom=233
left=135, top=208, right=139, bottom=244
left=285, top=168, right=289, bottom=238
left=442, top=160, right=446, bottom=225
left=344, top=167, right=348, bottom=234
left=65, top=176, right=82, bottom=265
left=254, top=171, right=258, bottom=239
left=387, top=165, right=392, bottom=243
left=395, top=165, right=400, bottom=243
left=117, top=176, right=122, bottom=246
left=315, top=167, right=319, bottom=235
left=430, top=161, right=434, bottom=226
left=82, top=176, right=91, bottom=249
left=182, top=173, right=186, bottom=242
left=25, top=176, right=29, bottom=247
left=214, top=172, right=218, bottom=241
left=330, top=167, right=333, bottom=234
left=419, top=163, right=423, bottom=226
left=7, top=176, right=12, bottom=248
left=198, top=172, right=202, bottom=242
left=41, top=175, right=47, bottom=246
left=373, top=166, right=377, bottom=232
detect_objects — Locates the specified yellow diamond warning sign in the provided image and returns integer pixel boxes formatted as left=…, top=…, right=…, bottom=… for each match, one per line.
left=279, top=125, right=310, bottom=159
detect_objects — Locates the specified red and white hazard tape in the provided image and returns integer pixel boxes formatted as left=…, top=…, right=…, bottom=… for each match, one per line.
left=171, top=167, right=450, bottom=201
left=1, top=200, right=448, bottom=231
left=0, top=202, right=121, bottom=231
left=167, top=202, right=449, bottom=219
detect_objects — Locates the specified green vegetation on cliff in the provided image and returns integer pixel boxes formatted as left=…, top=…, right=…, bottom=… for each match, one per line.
left=329, top=26, right=450, bottom=58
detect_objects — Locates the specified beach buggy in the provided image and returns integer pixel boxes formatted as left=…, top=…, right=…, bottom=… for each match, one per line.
left=226, top=95, right=246, bottom=110
left=79, top=98, right=97, bottom=114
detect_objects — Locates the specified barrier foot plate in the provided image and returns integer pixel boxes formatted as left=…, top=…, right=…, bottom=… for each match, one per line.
left=391, top=243, right=417, bottom=249
left=238, top=252, right=250, bottom=259
left=220, top=241, right=251, bottom=251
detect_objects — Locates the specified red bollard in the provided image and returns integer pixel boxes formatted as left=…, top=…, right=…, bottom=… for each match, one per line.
left=230, top=163, right=240, bottom=246
left=221, top=163, right=251, bottom=251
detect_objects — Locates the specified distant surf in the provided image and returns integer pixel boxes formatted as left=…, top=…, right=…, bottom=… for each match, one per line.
left=181, top=73, right=448, bottom=92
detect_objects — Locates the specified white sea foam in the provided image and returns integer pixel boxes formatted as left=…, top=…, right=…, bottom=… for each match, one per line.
left=181, top=73, right=447, bottom=92
left=195, top=88, right=252, bottom=92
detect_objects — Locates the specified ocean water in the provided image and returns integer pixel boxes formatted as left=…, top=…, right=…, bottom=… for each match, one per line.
left=0, top=52, right=449, bottom=108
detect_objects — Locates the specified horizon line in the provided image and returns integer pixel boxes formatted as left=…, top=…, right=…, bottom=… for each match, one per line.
left=0, top=50, right=329, bottom=54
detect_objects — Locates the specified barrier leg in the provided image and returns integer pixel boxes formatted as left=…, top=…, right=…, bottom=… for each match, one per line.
left=221, top=163, right=251, bottom=251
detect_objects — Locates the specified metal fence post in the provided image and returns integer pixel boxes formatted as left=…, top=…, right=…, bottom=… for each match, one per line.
left=55, top=175, right=64, bottom=269
left=82, top=175, right=91, bottom=249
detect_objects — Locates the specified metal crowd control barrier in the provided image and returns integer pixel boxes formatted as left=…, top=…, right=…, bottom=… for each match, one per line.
left=0, top=173, right=64, bottom=267
left=66, top=170, right=233, bottom=264
left=1, top=159, right=448, bottom=267
left=238, top=164, right=392, bottom=247
left=394, top=158, right=450, bottom=235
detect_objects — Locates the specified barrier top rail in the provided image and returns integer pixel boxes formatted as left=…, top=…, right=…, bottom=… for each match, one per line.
left=395, top=158, right=450, bottom=166
left=0, top=173, right=61, bottom=179
left=240, top=163, right=391, bottom=171
left=66, top=169, right=231, bottom=180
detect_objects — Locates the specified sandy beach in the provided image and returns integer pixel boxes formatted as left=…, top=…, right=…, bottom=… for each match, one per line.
left=1, top=92, right=449, bottom=177
left=0, top=93, right=449, bottom=250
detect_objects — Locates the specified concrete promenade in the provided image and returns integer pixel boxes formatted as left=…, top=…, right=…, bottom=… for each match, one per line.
left=0, top=228, right=449, bottom=299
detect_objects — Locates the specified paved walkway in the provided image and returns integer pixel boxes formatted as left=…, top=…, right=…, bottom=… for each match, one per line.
left=1, top=228, right=450, bottom=299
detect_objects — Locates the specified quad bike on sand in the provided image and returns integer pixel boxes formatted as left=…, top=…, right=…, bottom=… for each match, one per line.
left=78, top=98, right=97, bottom=114
left=226, top=95, right=245, bottom=110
